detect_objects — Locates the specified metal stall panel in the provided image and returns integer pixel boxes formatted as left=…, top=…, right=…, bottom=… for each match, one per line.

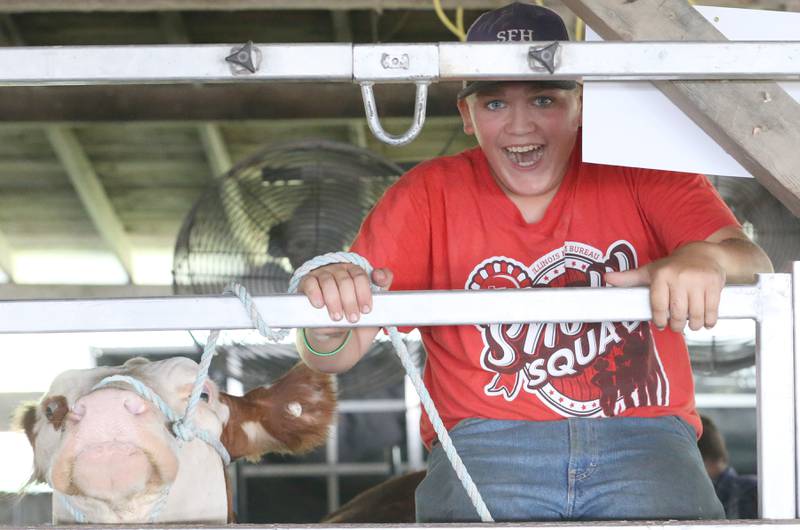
left=0, top=44, right=353, bottom=84
left=0, top=42, right=797, bottom=86
left=0, top=284, right=763, bottom=333
left=756, top=273, right=796, bottom=518
left=438, top=41, right=800, bottom=81
left=795, top=261, right=800, bottom=516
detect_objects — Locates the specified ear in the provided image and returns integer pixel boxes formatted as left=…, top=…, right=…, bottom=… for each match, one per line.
left=456, top=97, right=475, bottom=136
left=219, top=363, right=335, bottom=461
left=123, top=357, right=150, bottom=368
left=13, top=402, right=38, bottom=447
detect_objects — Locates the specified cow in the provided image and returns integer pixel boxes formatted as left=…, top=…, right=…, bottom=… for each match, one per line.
left=15, top=356, right=335, bottom=524
left=322, top=470, right=424, bottom=523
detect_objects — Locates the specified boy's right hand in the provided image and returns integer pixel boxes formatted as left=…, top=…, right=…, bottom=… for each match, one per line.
left=297, top=263, right=393, bottom=324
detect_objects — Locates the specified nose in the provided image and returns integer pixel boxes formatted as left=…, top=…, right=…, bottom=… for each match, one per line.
left=72, top=388, right=149, bottom=423
left=505, top=105, right=537, bottom=136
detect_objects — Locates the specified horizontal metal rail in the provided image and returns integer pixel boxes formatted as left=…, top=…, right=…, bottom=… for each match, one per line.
left=438, top=41, right=800, bottom=81
left=1, top=272, right=794, bottom=521
left=0, top=282, right=767, bottom=333
left=338, top=399, right=408, bottom=413
left=695, top=393, right=756, bottom=409
left=0, top=41, right=798, bottom=85
left=28, top=522, right=800, bottom=529
left=241, top=462, right=395, bottom=477
left=0, top=44, right=353, bottom=84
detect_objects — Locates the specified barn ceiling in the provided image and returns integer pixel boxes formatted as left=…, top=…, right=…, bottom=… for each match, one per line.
left=0, top=0, right=796, bottom=296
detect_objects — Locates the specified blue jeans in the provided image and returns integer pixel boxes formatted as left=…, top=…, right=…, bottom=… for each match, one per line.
left=415, top=416, right=725, bottom=522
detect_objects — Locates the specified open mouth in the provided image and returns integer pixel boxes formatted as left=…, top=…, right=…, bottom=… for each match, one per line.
left=504, top=144, right=544, bottom=168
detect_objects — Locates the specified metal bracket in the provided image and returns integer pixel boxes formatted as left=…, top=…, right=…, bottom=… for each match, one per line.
left=360, top=81, right=429, bottom=147
left=381, top=53, right=410, bottom=70
left=226, top=41, right=261, bottom=74
left=527, top=41, right=559, bottom=74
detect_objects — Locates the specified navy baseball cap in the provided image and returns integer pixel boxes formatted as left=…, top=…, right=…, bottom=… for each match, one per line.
left=458, top=2, right=577, bottom=99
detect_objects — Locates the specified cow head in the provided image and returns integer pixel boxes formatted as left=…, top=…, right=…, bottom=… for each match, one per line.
left=15, top=357, right=334, bottom=524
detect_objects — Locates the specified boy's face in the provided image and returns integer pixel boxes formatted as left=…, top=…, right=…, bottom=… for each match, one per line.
left=457, top=82, right=582, bottom=201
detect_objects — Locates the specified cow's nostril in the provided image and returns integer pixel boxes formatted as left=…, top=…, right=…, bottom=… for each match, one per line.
left=124, top=396, right=147, bottom=415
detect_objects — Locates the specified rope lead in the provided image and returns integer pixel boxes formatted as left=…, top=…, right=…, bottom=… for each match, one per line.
left=290, top=252, right=494, bottom=522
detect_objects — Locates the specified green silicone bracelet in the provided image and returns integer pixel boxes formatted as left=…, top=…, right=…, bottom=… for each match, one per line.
left=301, top=328, right=352, bottom=357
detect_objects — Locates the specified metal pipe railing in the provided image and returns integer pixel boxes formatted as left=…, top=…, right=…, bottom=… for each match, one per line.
left=1, top=271, right=795, bottom=519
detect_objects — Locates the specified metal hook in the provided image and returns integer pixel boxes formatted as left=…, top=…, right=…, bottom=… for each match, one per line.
left=528, top=41, right=559, bottom=74
left=360, top=81, right=429, bottom=147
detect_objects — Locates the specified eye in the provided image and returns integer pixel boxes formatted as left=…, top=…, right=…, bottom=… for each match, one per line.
left=45, top=401, right=58, bottom=420
left=42, top=396, right=68, bottom=428
left=485, top=99, right=505, bottom=110
left=199, top=384, right=211, bottom=403
left=532, top=95, right=553, bottom=107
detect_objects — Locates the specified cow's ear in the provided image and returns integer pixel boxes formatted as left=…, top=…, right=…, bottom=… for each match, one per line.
left=13, top=402, right=38, bottom=447
left=123, top=356, right=150, bottom=368
left=219, top=363, right=335, bottom=461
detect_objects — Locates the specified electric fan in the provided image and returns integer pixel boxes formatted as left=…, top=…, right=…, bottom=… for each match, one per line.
left=173, top=139, right=424, bottom=396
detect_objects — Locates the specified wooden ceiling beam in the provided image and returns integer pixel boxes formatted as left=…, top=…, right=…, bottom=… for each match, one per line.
left=198, top=123, right=233, bottom=179
left=0, top=1, right=507, bottom=12
left=158, top=11, right=191, bottom=44
left=562, top=0, right=800, bottom=217
left=0, top=14, right=24, bottom=281
left=46, top=126, right=135, bottom=280
left=155, top=10, right=236, bottom=184
left=0, top=83, right=462, bottom=122
left=0, top=0, right=793, bottom=12
left=0, top=232, right=16, bottom=282
left=331, top=10, right=353, bottom=42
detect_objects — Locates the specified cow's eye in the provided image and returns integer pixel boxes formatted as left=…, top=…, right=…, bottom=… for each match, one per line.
left=199, top=383, right=211, bottom=403
left=42, top=396, right=68, bottom=428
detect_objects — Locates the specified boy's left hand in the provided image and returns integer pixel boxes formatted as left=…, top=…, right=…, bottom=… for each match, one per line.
left=604, top=241, right=725, bottom=332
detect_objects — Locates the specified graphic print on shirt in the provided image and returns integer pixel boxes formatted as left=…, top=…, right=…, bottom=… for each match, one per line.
left=465, top=240, right=669, bottom=418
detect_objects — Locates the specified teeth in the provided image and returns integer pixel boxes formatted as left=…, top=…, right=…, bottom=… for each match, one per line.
left=505, top=145, right=542, bottom=153
left=505, top=144, right=544, bottom=168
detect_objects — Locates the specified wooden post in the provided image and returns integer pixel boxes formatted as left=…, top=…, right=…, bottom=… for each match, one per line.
left=562, top=0, right=800, bottom=217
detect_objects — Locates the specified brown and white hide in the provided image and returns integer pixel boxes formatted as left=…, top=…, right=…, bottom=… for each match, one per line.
left=15, top=357, right=334, bottom=524
left=322, top=470, right=424, bottom=523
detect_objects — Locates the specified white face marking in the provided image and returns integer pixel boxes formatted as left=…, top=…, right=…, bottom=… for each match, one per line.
left=286, top=402, right=303, bottom=417
left=240, top=421, right=282, bottom=454
left=33, top=357, right=230, bottom=523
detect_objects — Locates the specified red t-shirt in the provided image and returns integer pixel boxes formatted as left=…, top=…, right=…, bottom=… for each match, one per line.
left=351, top=141, right=738, bottom=449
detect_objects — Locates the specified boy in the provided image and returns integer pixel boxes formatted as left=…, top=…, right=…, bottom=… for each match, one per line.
left=296, top=2, right=772, bottom=522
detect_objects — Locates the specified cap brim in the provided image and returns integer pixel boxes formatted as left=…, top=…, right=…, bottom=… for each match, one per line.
left=457, top=80, right=578, bottom=99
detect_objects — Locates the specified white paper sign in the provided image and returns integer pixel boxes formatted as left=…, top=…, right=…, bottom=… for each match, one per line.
left=582, top=6, right=800, bottom=178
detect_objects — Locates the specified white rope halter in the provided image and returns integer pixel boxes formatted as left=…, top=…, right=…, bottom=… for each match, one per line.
left=290, top=252, right=494, bottom=522
left=55, top=253, right=492, bottom=523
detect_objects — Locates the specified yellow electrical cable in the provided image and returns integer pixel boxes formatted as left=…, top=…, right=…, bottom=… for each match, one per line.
left=574, top=17, right=584, bottom=41
left=433, top=0, right=467, bottom=41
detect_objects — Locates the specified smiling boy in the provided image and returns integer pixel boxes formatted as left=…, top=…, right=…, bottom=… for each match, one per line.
left=295, top=2, right=772, bottom=522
